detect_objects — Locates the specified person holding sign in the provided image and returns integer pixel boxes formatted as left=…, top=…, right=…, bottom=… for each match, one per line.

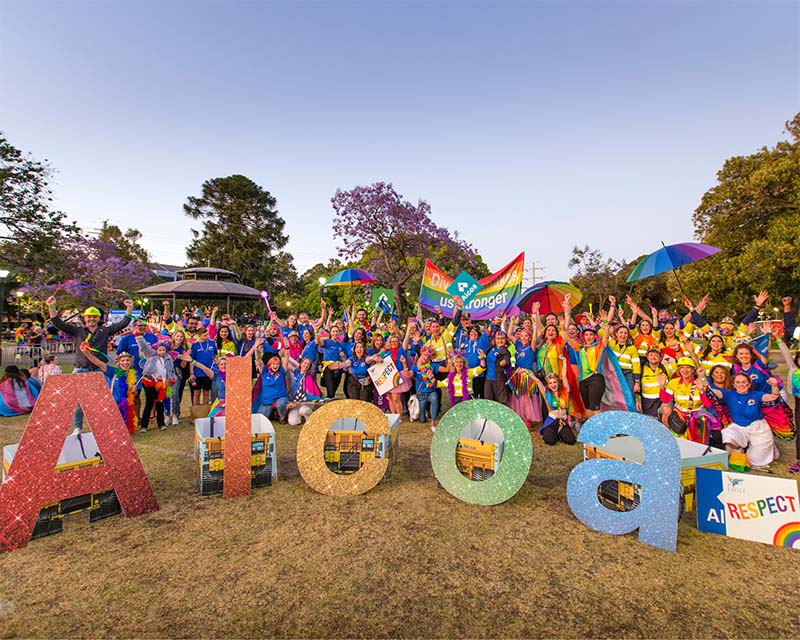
left=383, top=334, right=409, bottom=415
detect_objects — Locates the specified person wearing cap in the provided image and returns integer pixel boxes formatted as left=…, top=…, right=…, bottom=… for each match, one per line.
left=117, top=317, right=158, bottom=417
left=687, top=291, right=765, bottom=349
left=46, top=294, right=135, bottom=433
left=283, top=330, right=303, bottom=362
left=658, top=356, right=718, bottom=443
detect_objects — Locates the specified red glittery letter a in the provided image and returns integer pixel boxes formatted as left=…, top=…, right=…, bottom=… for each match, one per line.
left=0, top=373, right=158, bottom=552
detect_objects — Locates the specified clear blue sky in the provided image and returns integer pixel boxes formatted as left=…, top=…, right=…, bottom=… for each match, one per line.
left=2, top=1, right=797, bottom=283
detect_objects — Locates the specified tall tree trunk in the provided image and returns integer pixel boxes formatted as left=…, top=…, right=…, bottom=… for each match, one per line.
left=393, top=283, right=403, bottom=317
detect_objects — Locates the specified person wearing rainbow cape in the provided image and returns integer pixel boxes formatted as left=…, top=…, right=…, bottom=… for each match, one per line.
left=79, top=343, right=138, bottom=433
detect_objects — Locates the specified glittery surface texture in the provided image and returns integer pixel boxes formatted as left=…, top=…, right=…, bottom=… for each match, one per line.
left=223, top=357, right=251, bottom=499
left=566, top=411, right=681, bottom=552
left=430, top=400, right=532, bottom=506
left=297, top=400, right=390, bottom=496
left=0, top=373, right=158, bottom=553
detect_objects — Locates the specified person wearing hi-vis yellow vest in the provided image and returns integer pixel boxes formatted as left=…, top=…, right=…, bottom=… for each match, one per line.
left=639, top=345, right=668, bottom=418
left=608, top=324, right=641, bottom=407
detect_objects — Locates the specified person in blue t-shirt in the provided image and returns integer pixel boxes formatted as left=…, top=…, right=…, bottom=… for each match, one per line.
left=316, top=325, right=347, bottom=398
left=702, top=372, right=779, bottom=470
left=189, top=325, right=217, bottom=406
left=117, top=318, right=157, bottom=418
left=255, top=354, right=290, bottom=423
left=485, top=332, right=511, bottom=405
left=342, top=341, right=374, bottom=402
left=300, top=328, right=319, bottom=375
left=408, top=347, right=440, bottom=431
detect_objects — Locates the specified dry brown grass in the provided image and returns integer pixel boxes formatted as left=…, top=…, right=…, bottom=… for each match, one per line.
left=0, top=403, right=798, bottom=638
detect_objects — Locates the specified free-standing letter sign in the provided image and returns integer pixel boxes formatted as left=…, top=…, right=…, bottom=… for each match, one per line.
left=223, top=356, right=252, bottom=498
left=297, top=400, right=390, bottom=496
left=0, top=373, right=158, bottom=553
left=566, top=411, right=681, bottom=552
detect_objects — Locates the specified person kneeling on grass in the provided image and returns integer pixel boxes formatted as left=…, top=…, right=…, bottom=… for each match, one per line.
left=699, top=372, right=779, bottom=471
left=531, top=370, right=576, bottom=446
left=253, top=353, right=290, bottom=424
left=285, top=356, right=324, bottom=426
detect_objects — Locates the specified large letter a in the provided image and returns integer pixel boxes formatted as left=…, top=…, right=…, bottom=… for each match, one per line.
left=0, top=373, right=158, bottom=552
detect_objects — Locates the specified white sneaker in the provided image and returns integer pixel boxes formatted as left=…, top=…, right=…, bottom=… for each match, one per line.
left=172, top=415, right=179, bottom=426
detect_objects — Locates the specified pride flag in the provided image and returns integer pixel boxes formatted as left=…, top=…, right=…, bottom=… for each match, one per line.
left=418, top=253, right=525, bottom=320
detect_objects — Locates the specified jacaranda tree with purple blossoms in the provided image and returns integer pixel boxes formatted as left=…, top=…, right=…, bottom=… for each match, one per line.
left=19, top=236, right=155, bottom=314
left=331, top=182, right=486, bottom=315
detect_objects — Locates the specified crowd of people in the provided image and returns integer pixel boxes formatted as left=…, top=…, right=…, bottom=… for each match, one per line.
left=3, top=288, right=800, bottom=475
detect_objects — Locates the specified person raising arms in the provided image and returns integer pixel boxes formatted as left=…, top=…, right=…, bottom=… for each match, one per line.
left=46, top=294, right=135, bottom=433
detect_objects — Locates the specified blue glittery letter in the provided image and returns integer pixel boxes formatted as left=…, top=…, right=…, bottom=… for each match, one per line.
left=566, top=412, right=681, bottom=552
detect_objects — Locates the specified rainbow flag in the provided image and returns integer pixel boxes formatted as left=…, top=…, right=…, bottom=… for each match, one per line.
left=419, top=253, right=525, bottom=320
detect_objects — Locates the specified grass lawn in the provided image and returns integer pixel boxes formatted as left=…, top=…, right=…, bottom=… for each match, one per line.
left=0, top=395, right=798, bottom=638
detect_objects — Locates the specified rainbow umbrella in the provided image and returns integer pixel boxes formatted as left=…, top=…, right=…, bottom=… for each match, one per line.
left=626, top=242, right=720, bottom=295
left=514, top=281, right=582, bottom=315
left=325, top=268, right=378, bottom=286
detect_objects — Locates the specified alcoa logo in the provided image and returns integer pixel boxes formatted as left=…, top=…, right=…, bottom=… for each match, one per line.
left=457, top=280, right=479, bottom=298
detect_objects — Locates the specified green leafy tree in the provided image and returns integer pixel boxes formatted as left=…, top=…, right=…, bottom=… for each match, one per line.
left=569, top=246, right=679, bottom=314
left=184, top=175, right=298, bottom=293
left=98, top=220, right=151, bottom=263
left=568, top=245, right=627, bottom=310
left=0, top=132, right=80, bottom=274
left=684, top=113, right=800, bottom=317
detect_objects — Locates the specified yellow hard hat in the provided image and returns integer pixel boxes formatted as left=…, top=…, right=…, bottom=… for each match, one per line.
left=82, top=306, right=101, bottom=317
left=676, top=357, right=696, bottom=368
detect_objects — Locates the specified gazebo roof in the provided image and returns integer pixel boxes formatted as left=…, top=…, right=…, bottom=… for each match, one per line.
left=177, top=267, right=239, bottom=280
left=137, top=279, right=261, bottom=300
